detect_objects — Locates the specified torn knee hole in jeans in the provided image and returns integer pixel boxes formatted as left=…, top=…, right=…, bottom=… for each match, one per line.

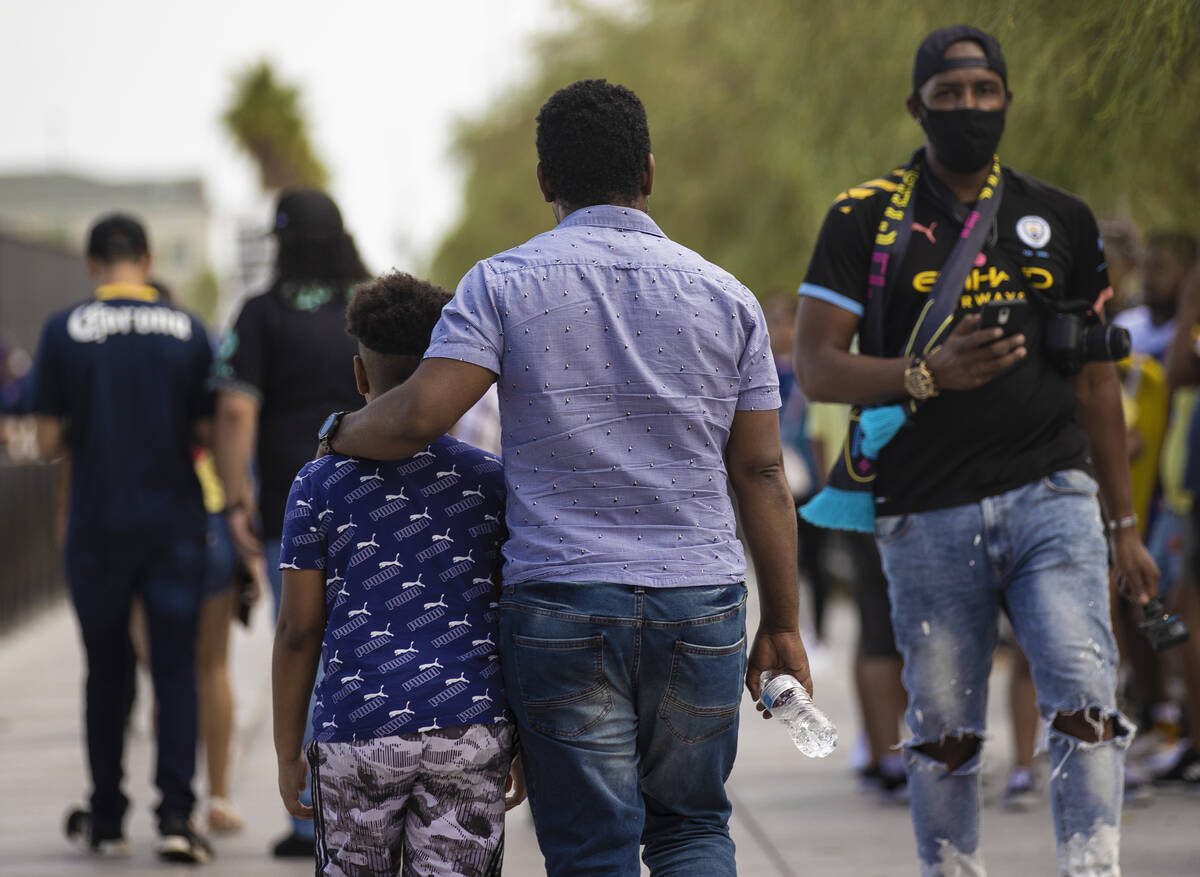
left=1048, top=705, right=1132, bottom=743
left=1045, top=706, right=1134, bottom=781
left=906, top=729, right=985, bottom=773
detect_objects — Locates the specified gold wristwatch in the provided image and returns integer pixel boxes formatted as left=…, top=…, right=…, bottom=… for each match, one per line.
left=904, top=353, right=940, bottom=400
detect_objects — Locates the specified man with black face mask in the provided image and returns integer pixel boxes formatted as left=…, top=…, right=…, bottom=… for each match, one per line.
left=793, top=25, right=1158, bottom=877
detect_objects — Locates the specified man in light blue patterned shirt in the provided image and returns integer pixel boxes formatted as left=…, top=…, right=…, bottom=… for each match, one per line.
left=325, top=79, right=811, bottom=876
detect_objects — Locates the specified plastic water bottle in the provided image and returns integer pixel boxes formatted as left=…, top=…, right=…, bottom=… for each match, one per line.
left=759, top=671, right=838, bottom=758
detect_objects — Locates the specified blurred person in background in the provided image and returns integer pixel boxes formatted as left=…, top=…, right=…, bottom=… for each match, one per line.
left=1000, top=646, right=1040, bottom=811
left=1115, top=231, right=1194, bottom=361
left=767, top=295, right=830, bottom=643
left=136, top=279, right=259, bottom=836
left=193, top=433, right=258, bottom=835
left=846, top=532, right=908, bottom=802
left=211, top=188, right=368, bottom=858
left=1100, top=218, right=1143, bottom=316
left=1156, top=252, right=1200, bottom=788
left=449, top=384, right=502, bottom=456
left=30, top=215, right=214, bottom=863
left=0, top=340, right=34, bottom=461
left=1111, top=233, right=1196, bottom=794
left=794, top=27, right=1157, bottom=875
left=0, top=340, right=32, bottom=415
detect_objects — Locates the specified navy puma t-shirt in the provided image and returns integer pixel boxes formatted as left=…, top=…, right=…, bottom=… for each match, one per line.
left=281, top=436, right=509, bottom=743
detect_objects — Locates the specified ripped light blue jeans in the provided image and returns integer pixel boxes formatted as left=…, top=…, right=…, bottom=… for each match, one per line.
left=876, top=470, right=1132, bottom=877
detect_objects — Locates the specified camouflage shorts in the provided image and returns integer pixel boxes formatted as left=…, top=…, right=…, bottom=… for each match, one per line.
left=309, top=723, right=513, bottom=877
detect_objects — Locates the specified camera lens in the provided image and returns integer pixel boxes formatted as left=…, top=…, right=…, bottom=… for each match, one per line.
left=1106, top=326, right=1131, bottom=361
left=1081, top=325, right=1131, bottom=364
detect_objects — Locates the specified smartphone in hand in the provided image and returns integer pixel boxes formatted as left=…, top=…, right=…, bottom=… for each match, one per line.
left=979, top=299, right=1030, bottom=336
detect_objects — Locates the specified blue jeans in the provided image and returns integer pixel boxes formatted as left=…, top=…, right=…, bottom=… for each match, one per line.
left=266, top=539, right=321, bottom=840
left=500, top=581, right=746, bottom=877
left=876, top=470, right=1131, bottom=877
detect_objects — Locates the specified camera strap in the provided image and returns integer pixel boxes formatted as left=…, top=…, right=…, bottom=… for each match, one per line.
left=879, top=150, right=1005, bottom=359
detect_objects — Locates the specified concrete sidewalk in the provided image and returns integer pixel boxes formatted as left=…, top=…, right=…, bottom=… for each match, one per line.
left=1, top=590, right=1196, bottom=876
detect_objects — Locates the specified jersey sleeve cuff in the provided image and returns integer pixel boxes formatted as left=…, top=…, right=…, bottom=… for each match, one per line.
left=798, top=282, right=864, bottom=318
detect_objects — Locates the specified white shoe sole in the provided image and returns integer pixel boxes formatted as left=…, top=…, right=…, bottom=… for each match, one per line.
left=78, top=839, right=132, bottom=858
left=158, top=835, right=211, bottom=864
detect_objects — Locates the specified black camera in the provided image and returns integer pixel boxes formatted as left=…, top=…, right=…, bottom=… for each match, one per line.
left=1043, top=313, right=1131, bottom=374
left=1140, top=598, right=1190, bottom=651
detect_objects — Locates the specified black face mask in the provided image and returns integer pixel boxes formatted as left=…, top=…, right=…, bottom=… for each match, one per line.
left=920, top=107, right=1005, bottom=173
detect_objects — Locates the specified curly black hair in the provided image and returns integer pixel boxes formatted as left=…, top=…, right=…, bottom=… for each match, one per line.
left=535, top=79, right=651, bottom=208
left=345, top=271, right=451, bottom=356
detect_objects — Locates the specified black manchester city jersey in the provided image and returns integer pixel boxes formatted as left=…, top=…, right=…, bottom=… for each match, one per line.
left=801, top=167, right=1112, bottom=516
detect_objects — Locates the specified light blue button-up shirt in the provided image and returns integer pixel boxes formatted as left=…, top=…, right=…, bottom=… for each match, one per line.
left=428, top=205, right=779, bottom=587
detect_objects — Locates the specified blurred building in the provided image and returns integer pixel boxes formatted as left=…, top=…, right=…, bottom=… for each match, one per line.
left=0, top=172, right=216, bottom=310
left=0, top=232, right=90, bottom=353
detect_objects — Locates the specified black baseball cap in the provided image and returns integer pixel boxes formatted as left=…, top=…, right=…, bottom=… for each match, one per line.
left=912, top=25, right=1007, bottom=95
left=272, top=188, right=344, bottom=239
left=86, top=213, right=150, bottom=263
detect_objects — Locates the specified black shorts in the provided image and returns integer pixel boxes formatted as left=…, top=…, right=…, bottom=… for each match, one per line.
left=850, top=532, right=898, bottom=659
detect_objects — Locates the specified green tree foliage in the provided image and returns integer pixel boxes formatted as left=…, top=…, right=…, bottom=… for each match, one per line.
left=431, top=0, right=1200, bottom=297
left=222, top=61, right=330, bottom=191
left=183, top=267, right=221, bottom=325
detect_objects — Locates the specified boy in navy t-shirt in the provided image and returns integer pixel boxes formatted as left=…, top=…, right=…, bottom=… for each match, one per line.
left=272, top=272, right=520, bottom=876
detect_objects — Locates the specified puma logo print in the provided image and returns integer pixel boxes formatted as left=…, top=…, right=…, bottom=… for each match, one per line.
left=913, top=220, right=937, bottom=245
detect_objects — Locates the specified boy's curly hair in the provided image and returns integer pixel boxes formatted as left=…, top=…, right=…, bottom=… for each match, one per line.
left=345, top=271, right=452, bottom=355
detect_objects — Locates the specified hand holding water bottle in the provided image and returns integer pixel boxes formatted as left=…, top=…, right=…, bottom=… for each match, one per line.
left=745, top=626, right=837, bottom=758
left=746, top=626, right=813, bottom=711
left=758, top=671, right=838, bottom=758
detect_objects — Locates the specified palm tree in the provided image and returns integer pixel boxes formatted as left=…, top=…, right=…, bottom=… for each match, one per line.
left=222, top=60, right=329, bottom=191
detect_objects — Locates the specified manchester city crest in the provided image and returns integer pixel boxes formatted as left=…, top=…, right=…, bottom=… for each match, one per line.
left=1016, top=215, right=1052, bottom=249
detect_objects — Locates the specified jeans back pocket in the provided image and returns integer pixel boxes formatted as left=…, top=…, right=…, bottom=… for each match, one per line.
left=659, top=637, right=746, bottom=744
left=511, top=633, right=613, bottom=740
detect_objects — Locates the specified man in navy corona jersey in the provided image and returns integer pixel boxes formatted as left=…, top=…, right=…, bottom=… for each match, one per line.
left=794, top=27, right=1158, bottom=876
left=31, top=214, right=214, bottom=863
left=272, top=273, right=518, bottom=875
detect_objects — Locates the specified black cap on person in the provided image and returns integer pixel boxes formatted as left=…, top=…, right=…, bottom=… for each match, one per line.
left=912, top=25, right=1007, bottom=95
left=272, top=188, right=344, bottom=240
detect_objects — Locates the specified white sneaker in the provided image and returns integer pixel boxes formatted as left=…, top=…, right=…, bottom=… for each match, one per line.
left=63, top=808, right=131, bottom=858
left=158, top=816, right=213, bottom=865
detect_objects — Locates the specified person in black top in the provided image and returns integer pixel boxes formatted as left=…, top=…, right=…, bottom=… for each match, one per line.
left=31, top=215, right=214, bottom=863
left=210, top=189, right=367, bottom=858
left=794, top=26, right=1157, bottom=877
